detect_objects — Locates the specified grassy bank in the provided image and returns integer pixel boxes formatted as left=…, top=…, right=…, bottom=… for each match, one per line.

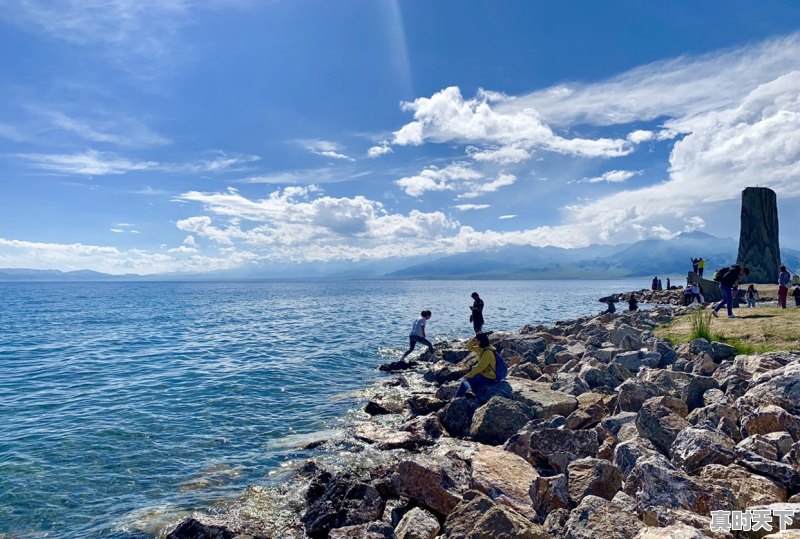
left=655, top=306, right=800, bottom=354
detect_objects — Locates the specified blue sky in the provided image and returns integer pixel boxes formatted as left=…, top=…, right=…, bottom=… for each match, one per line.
left=2, top=0, right=800, bottom=274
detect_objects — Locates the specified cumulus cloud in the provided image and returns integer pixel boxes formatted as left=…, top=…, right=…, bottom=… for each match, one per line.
left=395, top=163, right=483, bottom=197
left=466, top=145, right=530, bottom=164
left=367, top=140, right=393, bottom=158
left=578, top=170, right=642, bottom=184
left=458, top=173, right=517, bottom=199
left=390, top=86, right=632, bottom=158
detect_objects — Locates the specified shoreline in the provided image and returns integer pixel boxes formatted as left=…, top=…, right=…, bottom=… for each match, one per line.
left=163, top=289, right=800, bottom=539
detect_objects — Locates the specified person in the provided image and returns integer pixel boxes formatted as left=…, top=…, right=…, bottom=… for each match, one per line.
left=401, top=310, right=434, bottom=360
left=603, top=298, right=616, bottom=314
left=683, top=286, right=693, bottom=306
left=712, top=265, right=749, bottom=318
left=628, top=294, right=638, bottom=311
left=690, top=283, right=703, bottom=304
left=657, top=278, right=663, bottom=291
left=778, top=265, right=791, bottom=309
left=455, top=332, right=498, bottom=398
left=469, top=292, right=485, bottom=333
left=697, top=258, right=706, bottom=278
left=792, top=284, right=800, bottom=307
left=666, top=278, right=671, bottom=290
left=651, top=276, right=659, bottom=291
left=691, top=258, right=699, bottom=274
left=746, top=284, right=758, bottom=308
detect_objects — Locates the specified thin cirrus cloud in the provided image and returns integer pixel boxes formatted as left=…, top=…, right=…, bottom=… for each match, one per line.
left=454, top=204, right=490, bottom=211
left=36, top=109, right=171, bottom=147
left=298, top=139, right=355, bottom=161
left=13, top=150, right=260, bottom=176
left=576, top=169, right=642, bottom=184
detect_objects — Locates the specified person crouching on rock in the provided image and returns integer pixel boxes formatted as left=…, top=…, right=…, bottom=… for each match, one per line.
left=602, top=298, right=616, bottom=314
left=455, top=332, right=497, bottom=398
left=628, top=294, right=638, bottom=311
left=401, top=310, right=434, bottom=360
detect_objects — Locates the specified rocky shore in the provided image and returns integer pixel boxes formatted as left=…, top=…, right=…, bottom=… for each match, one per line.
left=166, top=301, right=800, bottom=539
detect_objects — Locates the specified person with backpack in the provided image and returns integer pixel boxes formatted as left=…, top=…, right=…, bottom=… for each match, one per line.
left=778, top=265, right=791, bottom=309
left=454, top=332, right=505, bottom=398
left=712, top=265, right=750, bottom=318
left=792, top=284, right=800, bottom=307
left=469, top=292, right=485, bottom=333
left=401, top=310, right=434, bottom=360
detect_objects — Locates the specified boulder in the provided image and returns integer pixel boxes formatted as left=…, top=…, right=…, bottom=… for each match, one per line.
left=739, top=361, right=800, bottom=415
left=443, top=490, right=546, bottom=539
left=669, top=427, right=736, bottom=473
left=400, top=416, right=445, bottom=441
left=470, top=397, right=534, bottom=445
left=638, top=368, right=719, bottom=411
left=567, top=457, right=623, bottom=502
left=735, top=449, right=800, bottom=492
left=711, top=342, right=737, bottom=361
left=624, top=456, right=734, bottom=515
left=601, top=412, right=638, bottom=437
left=354, top=423, right=433, bottom=451
left=565, top=404, right=607, bottom=430
left=509, top=363, right=543, bottom=380
left=496, top=336, right=547, bottom=357
left=635, top=399, right=692, bottom=455
left=648, top=395, right=689, bottom=418
left=610, top=325, right=645, bottom=352
left=593, top=347, right=620, bottom=363
left=441, top=349, right=471, bottom=364
left=563, top=495, right=645, bottom=539
left=634, top=524, right=713, bottom=539
left=428, top=361, right=471, bottom=385
left=699, top=464, right=787, bottom=509
left=523, top=425, right=599, bottom=472
left=616, top=378, right=661, bottom=413
left=328, top=522, right=396, bottom=539
left=611, top=490, right=637, bottom=513
left=703, top=388, right=731, bottom=407
left=738, top=502, right=800, bottom=539
left=530, top=473, right=571, bottom=521
left=166, top=519, right=234, bottom=539
left=379, top=360, right=420, bottom=373
left=365, top=400, right=404, bottom=416
left=740, top=405, right=800, bottom=440
left=542, top=508, right=570, bottom=537
left=552, top=373, right=592, bottom=396
left=407, top=396, right=446, bottom=417
left=613, top=437, right=661, bottom=478
left=394, top=507, right=440, bottom=539
left=613, top=351, right=661, bottom=373
left=734, top=352, right=795, bottom=376
left=739, top=434, right=790, bottom=462
left=439, top=397, right=480, bottom=438
left=507, top=379, right=578, bottom=419
left=469, top=444, right=540, bottom=518
left=390, top=455, right=471, bottom=516
left=303, top=471, right=385, bottom=539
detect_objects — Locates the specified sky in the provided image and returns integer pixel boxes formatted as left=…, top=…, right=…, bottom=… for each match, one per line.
left=2, top=0, right=800, bottom=274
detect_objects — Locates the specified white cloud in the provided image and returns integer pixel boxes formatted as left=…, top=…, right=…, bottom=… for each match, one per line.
left=578, top=169, right=642, bottom=184
left=627, top=130, right=655, bottom=144
left=454, top=204, right=490, bottom=211
left=390, top=86, right=632, bottom=158
left=367, top=140, right=393, bottom=158
left=39, top=109, right=170, bottom=147
left=395, top=163, right=483, bottom=197
left=466, top=145, right=530, bottom=164
left=458, top=173, right=517, bottom=199
left=299, top=139, right=354, bottom=161
left=683, top=217, right=706, bottom=232
left=14, top=150, right=260, bottom=176
left=498, top=214, right=517, bottom=220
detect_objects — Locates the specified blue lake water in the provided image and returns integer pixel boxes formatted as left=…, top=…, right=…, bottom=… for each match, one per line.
left=0, top=279, right=661, bottom=538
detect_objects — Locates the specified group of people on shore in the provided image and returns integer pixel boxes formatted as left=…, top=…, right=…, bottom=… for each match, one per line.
left=691, top=257, right=706, bottom=277
left=400, top=292, right=503, bottom=399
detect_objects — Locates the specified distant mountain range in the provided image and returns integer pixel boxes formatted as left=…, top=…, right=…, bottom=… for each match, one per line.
left=3, top=231, right=800, bottom=282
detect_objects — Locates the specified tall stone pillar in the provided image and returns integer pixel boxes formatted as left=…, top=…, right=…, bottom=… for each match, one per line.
left=736, top=187, right=780, bottom=284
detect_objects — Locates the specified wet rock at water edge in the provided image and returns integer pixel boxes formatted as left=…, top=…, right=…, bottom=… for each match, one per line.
left=167, top=518, right=235, bottom=539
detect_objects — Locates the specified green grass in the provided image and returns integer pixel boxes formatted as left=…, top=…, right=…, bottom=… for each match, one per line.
left=688, top=308, right=714, bottom=342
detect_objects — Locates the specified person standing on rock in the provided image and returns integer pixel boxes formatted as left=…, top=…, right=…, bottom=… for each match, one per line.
left=712, top=265, right=749, bottom=318
left=666, top=278, right=671, bottom=290
left=690, top=283, right=703, bottom=304
left=455, top=332, right=498, bottom=398
left=792, top=284, right=800, bottom=308
left=652, top=276, right=659, bottom=291
left=469, top=292, right=485, bottom=334
left=697, top=258, right=706, bottom=278
left=778, top=265, right=791, bottom=309
left=401, top=310, right=434, bottom=360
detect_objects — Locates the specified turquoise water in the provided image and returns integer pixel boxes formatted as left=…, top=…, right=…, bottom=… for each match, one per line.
left=0, top=279, right=652, bottom=538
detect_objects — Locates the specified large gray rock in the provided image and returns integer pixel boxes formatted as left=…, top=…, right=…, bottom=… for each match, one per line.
left=613, top=351, right=661, bottom=373
left=634, top=524, right=713, bottom=539
left=699, top=464, right=788, bottom=510
left=614, top=437, right=661, bottom=478
left=167, top=519, right=234, bottom=539
left=616, top=379, right=661, bottom=413
left=329, top=522, right=396, bottom=539
left=530, top=473, right=571, bottom=521
left=563, top=495, right=645, bottom=539
left=636, top=399, right=692, bottom=455
left=469, top=443, right=540, bottom=519
left=303, top=471, right=386, bottom=539
left=735, top=448, right=800, bottom=492
left=567, top=458, right=623, bottom=503
left=739, top=360, right=800, bottom=416
left=515, top=424, right=599, bottom=472
left=439, top=397, right=480, bottom=438
left=736, top=186, right=781, bottom=284
left=470, top=397, right=534, bottom=445
left=443, top=490, right=546, bottom=539
left=669, top=427, right=736, bottom=473
left=394, top=507, right=440, bottom=539
left=638, top=368, right=719, bottom=411
left=390, top=455, right=471, bottom=516
left=507, top=379, right=578, bottom=419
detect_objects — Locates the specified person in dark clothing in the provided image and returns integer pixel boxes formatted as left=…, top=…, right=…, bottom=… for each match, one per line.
left=651, top=276, right=658, bottom=291
left=746, top=284, right=758, bottom=308
left=691, top=258, right=699, bottom=274
left=792, top=285, right=800, bottom=307
left=683, top=286, right=693, bottom=306
left=628, top=294, right=638, bottom=311
left=469, top=292, right=485, bottom=333
left=778, top=265, right=791, bottom=309
left=666, top=278, right=671, bottom=290
left=603, top=298, right=616, bottom=314
left=712, top=265, right=749, bottom=318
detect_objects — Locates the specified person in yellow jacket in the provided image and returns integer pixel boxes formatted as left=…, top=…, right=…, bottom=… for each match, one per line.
left=454, top=332, right=498, bottom=398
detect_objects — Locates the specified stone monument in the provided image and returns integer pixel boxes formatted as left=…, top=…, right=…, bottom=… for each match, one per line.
left=736, top=187, right=780, bottom=284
